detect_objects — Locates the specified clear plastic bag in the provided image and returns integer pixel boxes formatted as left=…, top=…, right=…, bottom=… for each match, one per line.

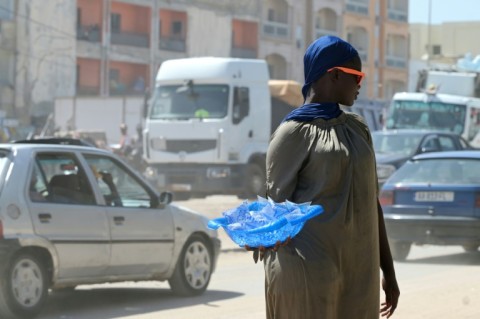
left=208, top=196, right=324, bottom=248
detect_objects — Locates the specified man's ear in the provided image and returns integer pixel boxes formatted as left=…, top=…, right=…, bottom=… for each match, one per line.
left=330, top=69, right=341, bottom=82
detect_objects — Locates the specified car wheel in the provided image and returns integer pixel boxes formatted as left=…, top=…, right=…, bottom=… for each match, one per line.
left=168, top=234, right=213, bottom=296
left=0, top=253, right=49, bottom=319
left=245, top=164, right=266, bottom=198
left=390, top=241, right=411, bottom=261
left=462, top=244, right=479, bottom=253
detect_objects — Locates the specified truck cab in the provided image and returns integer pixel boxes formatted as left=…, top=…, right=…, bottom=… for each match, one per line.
left=143, top=57, right=284, bottom=199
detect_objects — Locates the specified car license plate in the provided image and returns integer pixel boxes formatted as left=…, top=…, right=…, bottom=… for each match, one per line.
left=171, top=183, right=192, bottom=192
left=414, top=191, right=454, bottom=202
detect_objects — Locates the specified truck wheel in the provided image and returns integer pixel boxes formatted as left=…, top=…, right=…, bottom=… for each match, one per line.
left=390, top=241, right=411, bottom=261
left=168, top=235, right=213, bottom=296
left=0, top=252, right=49, bottom=319
left=245, top=164, right=266, bottom=198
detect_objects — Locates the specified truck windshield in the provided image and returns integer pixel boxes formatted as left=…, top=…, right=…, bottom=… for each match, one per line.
left=149, top=84, right=229, bottom=119
left=386, top=100, right=466, bottom=134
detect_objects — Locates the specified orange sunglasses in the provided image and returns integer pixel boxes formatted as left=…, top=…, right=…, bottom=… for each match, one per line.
left=327, top=67, right=365, bottom=85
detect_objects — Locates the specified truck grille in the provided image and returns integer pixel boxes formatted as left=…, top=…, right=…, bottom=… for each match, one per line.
left=165, top=139, right=216, bottom=153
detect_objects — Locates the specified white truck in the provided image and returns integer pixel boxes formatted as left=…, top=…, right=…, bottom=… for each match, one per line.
left=143, top=57, right=303, bottom=199
left=386, top=69, right=480, bottom=148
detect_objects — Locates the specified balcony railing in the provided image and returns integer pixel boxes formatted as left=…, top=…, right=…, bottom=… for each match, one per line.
left=77, top=25, right=101, bottom=42
left=386, top=55, right=407, bottom=68
left=387, top=9, right=408, bottom=22
left=111, top=31, right=149, bottom=48
left=77, top=85, right=100, bottom=96
left=346, top=2, right=369, bottom=15
left=159, top=37, right=186, bottom=52
left=315, top=28, right=338, bottom=39
left=231, top=46, right=257, bottom=59
left=262, top=21, right=289, bottom=39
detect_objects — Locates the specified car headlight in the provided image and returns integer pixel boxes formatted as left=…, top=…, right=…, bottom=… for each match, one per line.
left=376, top=164, right=397, bottom=180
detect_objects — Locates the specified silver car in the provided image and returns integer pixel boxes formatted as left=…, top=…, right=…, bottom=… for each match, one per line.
left=0, top=139, right=221, bottom=319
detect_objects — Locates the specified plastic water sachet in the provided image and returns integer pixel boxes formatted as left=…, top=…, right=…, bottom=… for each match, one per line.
left=208, top=196, right=324, bottom=248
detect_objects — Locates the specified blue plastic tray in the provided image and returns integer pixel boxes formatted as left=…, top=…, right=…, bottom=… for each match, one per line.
left=208, top=198, right=324, bottom=248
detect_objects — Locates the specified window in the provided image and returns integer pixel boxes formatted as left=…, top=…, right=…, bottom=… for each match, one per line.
left=111, top=13, right=121, bottom=33
left=172, top=21, right=182, bottom=36
left=267, top=9, right=275, bottom=21
left=0, top=0, right=13, bottom=20
left=84, top=155, right=154, bottom=208
left=35, top=153, right=96, bottom=205
left=432, top=45, right=442, bottom=55
left=150, top=84, right=229, bottom=120
left=29, top=164, right=49, bottom=202
left=438, top=136, right=456, bottom=151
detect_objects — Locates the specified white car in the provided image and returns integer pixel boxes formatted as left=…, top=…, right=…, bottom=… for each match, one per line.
left=0, top=138, right=221, bottom=319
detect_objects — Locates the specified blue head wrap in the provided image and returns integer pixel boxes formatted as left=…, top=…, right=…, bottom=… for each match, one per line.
left=282, top=36, right=359, bottom=123
left=302, top=35, right=359, bottom=100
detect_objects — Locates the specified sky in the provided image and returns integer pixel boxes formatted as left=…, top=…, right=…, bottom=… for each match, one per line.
left=408, top=0, right=480, bottom=24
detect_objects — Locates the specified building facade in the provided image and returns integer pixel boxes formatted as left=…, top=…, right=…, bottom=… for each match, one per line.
left=0, top=0, right=409, bottom=132
left=409, top=21, right=480, bottom=91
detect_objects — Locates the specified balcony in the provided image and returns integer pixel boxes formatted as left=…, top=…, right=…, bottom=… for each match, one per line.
left=386, top=55, right=407, bottom=68
left=159, top=37, right=186, bottom=52
left=231, top=47, right=257, bottom=59
left=388, top=9, right=408, bottom=22
left=77, top=85, right=100, bottom=96
left=346, top=2, right=369, bottom=15
left=263, top=21, right=289, bottom=39
left=77, top=25, right=101, bottom=42
left=111, top=31, right=149, bottom=48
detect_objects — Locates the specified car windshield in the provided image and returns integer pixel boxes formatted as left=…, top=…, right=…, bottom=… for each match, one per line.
left=372, top=133, right=423, bottom=156
left=386, top=100, right=467, bottom=134
left=149, top=84, right=229, bottom=120
left=387, top=158, right=480, bottom=185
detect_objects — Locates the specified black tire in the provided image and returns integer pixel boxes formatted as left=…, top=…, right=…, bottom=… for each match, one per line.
left=245, top=164, right=266, bottom=198
left=390, top=241, right=411, bottom=261
left=168, top=235, right=213, bottom=296
left=462, top=244, right=479, bottom=253
left=0, top=253, right=49, bottom=319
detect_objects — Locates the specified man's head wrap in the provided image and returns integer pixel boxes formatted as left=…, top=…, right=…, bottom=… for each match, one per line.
left=302, top=36, right=359, bottom=100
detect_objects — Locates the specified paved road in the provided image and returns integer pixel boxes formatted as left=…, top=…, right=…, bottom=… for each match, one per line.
left=36, top=196, right=480, bottom=319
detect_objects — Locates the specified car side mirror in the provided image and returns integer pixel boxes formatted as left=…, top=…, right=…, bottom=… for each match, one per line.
left=159, top=191, right=173, bottom=206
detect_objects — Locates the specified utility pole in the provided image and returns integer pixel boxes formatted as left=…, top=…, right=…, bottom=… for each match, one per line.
left=427, top=0, right=432, bottom=68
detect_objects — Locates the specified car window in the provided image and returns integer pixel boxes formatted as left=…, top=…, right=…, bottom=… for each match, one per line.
left=420, top=137, right=440, bottom=151
left=372, top=134, right=422, bottom=156
left=35, top=152, right=96, bottom=205
left=29, top=163, right=49, bottom=202
left=438, top=136, right=456, bottom=151
left=387, top=158, right=480, bottom=185
left=83, top=154, right=154, bottom=208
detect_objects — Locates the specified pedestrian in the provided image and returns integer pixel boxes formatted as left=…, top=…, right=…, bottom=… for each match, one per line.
left=260, top=35, right=400, bottom=318
left=118, top=123, right=132, bottom=156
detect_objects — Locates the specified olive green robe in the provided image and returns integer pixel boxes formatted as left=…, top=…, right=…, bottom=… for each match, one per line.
left=264, top=112, right=380, bottom=319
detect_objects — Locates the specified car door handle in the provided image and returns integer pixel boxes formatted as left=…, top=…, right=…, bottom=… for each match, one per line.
left=38, top=213, right=52, bottom=223
left=113, top=216, right=125, bottom=225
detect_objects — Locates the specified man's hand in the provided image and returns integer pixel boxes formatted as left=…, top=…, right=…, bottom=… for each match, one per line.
left=245, top=237, right=291, bottom=263
left=380, top=275, right=400, bottom=318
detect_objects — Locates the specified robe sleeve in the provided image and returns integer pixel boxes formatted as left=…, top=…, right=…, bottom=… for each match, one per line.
left=266, top=121, right=313, bottom=202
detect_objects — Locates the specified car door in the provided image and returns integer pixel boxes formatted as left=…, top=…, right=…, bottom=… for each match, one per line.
left=82, top=153, right=175, bottom=276
left=27, top=151, right=110, bottom=279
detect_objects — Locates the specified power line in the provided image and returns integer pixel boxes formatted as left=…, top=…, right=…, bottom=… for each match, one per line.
left=0, top=4, right=150, bottom=62
left=0, top=46, right=75, bottom=69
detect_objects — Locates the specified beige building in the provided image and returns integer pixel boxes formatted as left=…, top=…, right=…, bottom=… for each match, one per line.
left=409, top=21, right=480, bottom=91
left=1, top=0, right=410, bottom=132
